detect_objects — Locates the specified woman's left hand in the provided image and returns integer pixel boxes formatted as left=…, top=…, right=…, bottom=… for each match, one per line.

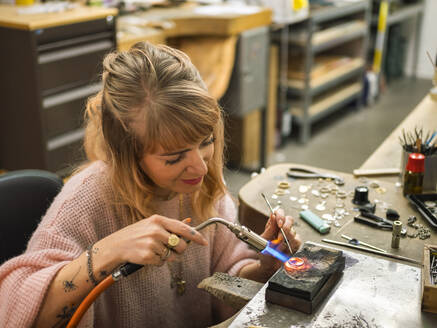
left=258, top=208, right=302, bottom=275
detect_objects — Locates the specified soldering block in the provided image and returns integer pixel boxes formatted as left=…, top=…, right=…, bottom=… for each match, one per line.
left=266, top=243, right=345, bottom=314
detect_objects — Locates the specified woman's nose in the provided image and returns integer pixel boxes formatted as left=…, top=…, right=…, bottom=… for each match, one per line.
left=186, top=149, right=208, bottom=175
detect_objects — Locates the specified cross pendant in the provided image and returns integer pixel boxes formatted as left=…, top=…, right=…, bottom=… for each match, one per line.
left=176, top=280, right=186, bottom=295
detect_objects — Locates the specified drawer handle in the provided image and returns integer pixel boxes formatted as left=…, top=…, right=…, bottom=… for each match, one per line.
left=47, top=129, right=84, bottom=151
left=38, top=40, right=112, bottom=64
left=43, top=83, right=102, bottom=108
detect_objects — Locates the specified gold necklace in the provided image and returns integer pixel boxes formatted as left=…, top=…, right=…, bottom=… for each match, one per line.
left=167, top=194, right=186, bottom=295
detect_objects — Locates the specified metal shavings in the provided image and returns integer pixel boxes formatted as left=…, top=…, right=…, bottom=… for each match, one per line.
left=312, top=189, right=320, bottom=197
left=298, top=185, right=309, bottom=193
left=278, top=181, right=290, bottom=189
left=395, top=182, right=402, bottom=188
left=330, top=186, right=339, bottom=194
left=289, top=196, right=297, bottom=201
left=274, top=189, right=286, bottom=196
left=375, top=187, right=387, bottom=194
left=320, top=186, right=330, bottom=194
left=298, top=198, right=307, bottom=204
left=321, top=193, right=329, bottom=199
left=358, top=177, right=368, bottom=184
left=315, top=202, right=326, bottom=211
left=369, top=181, right=380, bottom=188
left=334, top=220, right=341, bottom=227
left=407, top=215, right=431, bottom=240
left=301, top=204, right=309, bottom=210
left=277, top=200, right=282, bottom=205
left=336, top=208, right=345, bottom=215
left=335, top=202, right=345, bottom=208
left=271, top=194, right=278, bottom=199
left=322, top=214, right=334, bottom=220
left=336, top=190, right=347, bottom=199
left=424, top=201, right=436, bottom=208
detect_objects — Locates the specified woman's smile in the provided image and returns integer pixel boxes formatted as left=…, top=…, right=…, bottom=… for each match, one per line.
left=181, top=176, right=203, bottom=185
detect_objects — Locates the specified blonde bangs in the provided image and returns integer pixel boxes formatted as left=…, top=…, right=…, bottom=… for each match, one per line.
left=141, top=85, right=220, bottom=154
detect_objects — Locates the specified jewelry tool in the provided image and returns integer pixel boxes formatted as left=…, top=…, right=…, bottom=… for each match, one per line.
left=322, top=238, right=420, bottom=265
left=261, top=192, right=294, bottom=254
left=340, top=234, right=386, bottom=253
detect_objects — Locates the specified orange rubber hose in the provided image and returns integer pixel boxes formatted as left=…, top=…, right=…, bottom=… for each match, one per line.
left=66, top=275, right=115, bottom=328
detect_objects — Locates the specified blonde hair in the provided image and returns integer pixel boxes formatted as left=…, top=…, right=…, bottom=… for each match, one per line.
left=83, top=42, right=226, bottom=224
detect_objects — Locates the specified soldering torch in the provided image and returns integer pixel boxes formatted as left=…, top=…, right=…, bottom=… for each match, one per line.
left=116, top=217, right=269, bottom=279
left=67, top=218, right=273, bottom=328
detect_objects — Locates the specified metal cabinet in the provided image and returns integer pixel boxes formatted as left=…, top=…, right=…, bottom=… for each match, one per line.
left=0, top=15, right=116, bottom=175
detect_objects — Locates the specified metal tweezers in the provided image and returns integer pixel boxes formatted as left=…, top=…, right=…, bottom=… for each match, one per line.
left=354, top=211, right=393, bottom=230
left=287, top=167, right=345, bottom=186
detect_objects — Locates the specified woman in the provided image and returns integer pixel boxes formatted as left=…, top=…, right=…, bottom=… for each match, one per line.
left=0, top=42, right=300, bottom=328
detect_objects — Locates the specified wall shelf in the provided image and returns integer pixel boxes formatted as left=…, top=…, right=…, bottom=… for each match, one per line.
left=278, top=0, right=370, bottom=143
left=290, top=82, right=362, bottom=123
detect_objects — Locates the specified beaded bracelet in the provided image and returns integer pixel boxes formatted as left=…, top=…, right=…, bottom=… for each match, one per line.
left=86, top=244, right=98, bottom=286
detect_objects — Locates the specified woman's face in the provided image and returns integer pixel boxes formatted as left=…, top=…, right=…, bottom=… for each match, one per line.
left=140, top=135, right=215, bottom=196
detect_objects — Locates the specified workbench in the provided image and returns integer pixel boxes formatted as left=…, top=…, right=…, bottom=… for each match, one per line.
left=233, top=162, right=437, bottom=326
left=226, top=92, right=437, bottom=326
left=238, top=163, right=436, bottom=265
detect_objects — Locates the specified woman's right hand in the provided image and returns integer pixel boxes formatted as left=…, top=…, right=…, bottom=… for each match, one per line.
left=98, top=215, right=208, bottom=267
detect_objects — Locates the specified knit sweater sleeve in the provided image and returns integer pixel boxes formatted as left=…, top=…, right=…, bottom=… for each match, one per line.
left=211, top=194, right=258, bottom=277
left=0, top=162, right=109, bottom=328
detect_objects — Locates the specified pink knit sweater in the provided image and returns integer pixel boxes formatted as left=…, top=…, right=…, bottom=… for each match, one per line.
left=0, top=161, right=257, bottom=328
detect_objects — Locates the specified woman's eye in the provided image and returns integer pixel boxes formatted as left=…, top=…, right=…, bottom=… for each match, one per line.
left=165, top=155, right=184, bottom=165
left=201, top=136, right=215, bottom=147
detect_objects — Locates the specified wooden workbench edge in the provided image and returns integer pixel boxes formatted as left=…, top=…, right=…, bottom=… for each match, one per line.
left=0, top=5, right=118, bottom=30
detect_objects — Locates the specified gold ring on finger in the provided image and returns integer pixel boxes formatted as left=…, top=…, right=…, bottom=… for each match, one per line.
left=167, top=234, right=180, bottom=248
left=161, top=247, right=171, bottom=261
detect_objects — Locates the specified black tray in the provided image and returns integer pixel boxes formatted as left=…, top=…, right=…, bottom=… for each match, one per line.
left=407, top=193, right=437, bottom=229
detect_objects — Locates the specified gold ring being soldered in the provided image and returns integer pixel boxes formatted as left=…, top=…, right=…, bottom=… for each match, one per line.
left=161, top=247, right=171, bottom=261
left=167, top=234, right=180, bottom=248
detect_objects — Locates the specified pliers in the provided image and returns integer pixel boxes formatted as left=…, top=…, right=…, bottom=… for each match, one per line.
left=287, top=167, right=345, bottom=186
left=354, top=211, right=393, bottom=230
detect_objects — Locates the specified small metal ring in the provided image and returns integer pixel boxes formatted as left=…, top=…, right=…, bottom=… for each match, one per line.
left=161, top=247, right=171, bottom=261
left=167, top=234, right=180, bottom=248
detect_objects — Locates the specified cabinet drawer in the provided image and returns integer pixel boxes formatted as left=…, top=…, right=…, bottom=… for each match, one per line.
left=46, top=130, right=86, bottom=172
left=38, top=40, right=111, bottom=95
left=43, top=83, right=101, bottom=139
left=36, top=17, right=115, bottom=47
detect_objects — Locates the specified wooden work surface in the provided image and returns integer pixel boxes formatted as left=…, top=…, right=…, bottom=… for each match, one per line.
left=238, top=163, right=437, bottom=266
left=120, top=2, right=271, bottom=37
left=0, top=4, right=117, bottom=30
left=358, top=94, right=437, bottom=177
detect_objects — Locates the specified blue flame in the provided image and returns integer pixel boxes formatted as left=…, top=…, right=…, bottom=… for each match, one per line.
left=261, top=242, right=290, bottom=263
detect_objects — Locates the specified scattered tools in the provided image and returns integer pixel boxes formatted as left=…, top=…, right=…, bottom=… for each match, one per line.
left=340, top=234, right=386, bottom=253
left=287, top=167, right=345, bottom=186
left=322, top=239, right=421, bottom=265
left=354, top=211, right=393, bottom=230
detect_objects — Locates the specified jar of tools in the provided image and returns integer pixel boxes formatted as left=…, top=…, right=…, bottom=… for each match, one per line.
left=403, top=153, right=425, bottom=196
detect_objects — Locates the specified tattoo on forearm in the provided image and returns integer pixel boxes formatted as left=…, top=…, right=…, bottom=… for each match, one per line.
left=62, top=266, right=81, bottom=292
left=52, top=304, right=77, bottom=328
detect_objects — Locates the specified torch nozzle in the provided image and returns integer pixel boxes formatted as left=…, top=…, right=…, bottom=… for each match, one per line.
left=194, top=217, right=268, bottom=252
